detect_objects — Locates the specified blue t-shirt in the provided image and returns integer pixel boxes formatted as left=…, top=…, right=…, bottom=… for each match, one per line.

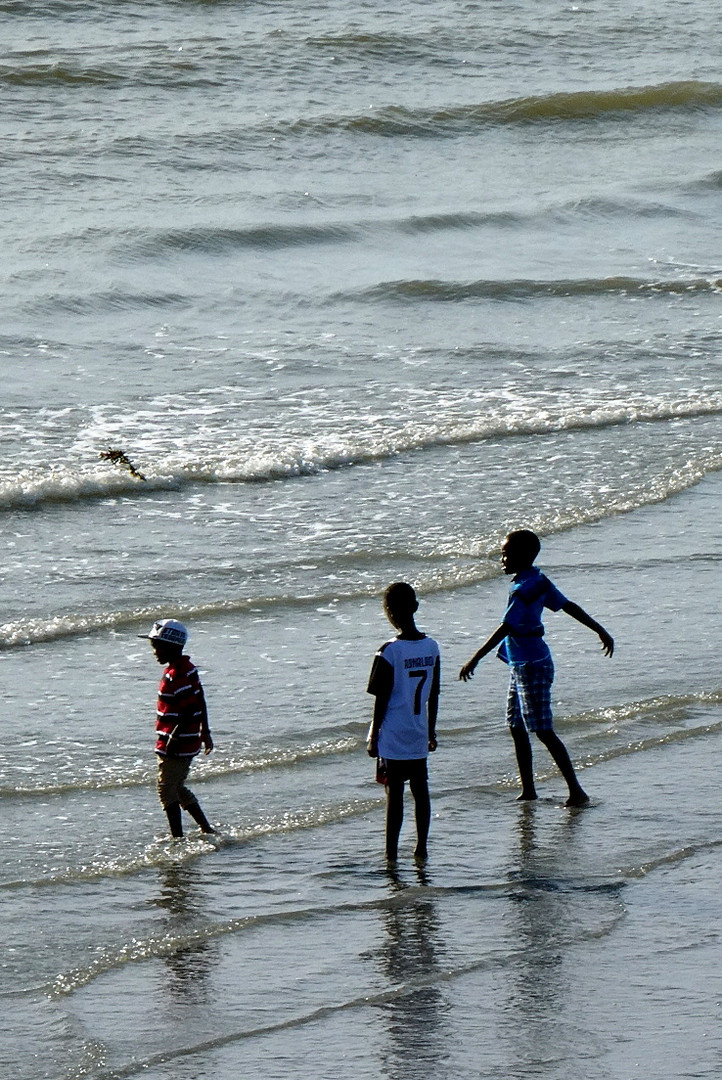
left=497, top=567, right=568, bottom=665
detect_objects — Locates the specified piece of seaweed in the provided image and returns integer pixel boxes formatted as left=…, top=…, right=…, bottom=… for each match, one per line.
left=99, top=448, right=147, bottom=482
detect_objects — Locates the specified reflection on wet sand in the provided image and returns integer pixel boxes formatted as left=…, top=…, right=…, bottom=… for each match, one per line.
left=375, top=863, right=450, bottom=1079
left=153, top=863, right=219, bottom=1006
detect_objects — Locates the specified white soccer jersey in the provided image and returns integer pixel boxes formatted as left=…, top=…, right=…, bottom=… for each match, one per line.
left=370, top=635, right=440, bottom=760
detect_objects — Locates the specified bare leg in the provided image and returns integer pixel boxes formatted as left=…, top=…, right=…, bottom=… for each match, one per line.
left=385, top=779, right=405, bottom=861
left=510, top=726, right=537, bottom=800
left=409, top=772, right=431, bottom=860
left=535, top=730, right=588, bottom=806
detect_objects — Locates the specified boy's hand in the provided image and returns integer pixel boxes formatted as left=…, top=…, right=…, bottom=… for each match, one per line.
left=367, top=736, right=378, bottom=758
left=202, top=734, right=214, bottom=754
left=598, top=630, right=614, bottom=657
left=428, top=736, right=437, bottom=752
left=458, top=659, right=478, bottom=682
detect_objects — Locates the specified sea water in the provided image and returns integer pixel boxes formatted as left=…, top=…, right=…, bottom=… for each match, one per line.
left=1, top=1, right=721, bottom=1077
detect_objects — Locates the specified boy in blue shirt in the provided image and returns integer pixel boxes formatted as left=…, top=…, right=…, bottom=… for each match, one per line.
left=459, top=530, right=613, bottom=806
left=367, top=583, right=441, bottom=862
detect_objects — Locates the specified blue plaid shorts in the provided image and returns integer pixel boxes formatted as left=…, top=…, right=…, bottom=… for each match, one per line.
left=506, top=658, right=555, bottom=732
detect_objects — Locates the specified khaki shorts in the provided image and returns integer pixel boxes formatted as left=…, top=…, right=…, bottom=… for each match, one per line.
left=157, top=755, right=196, bottom=809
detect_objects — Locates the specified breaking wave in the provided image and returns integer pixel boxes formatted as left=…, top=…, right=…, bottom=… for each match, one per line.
left=0, top=393, right=720, bottom=511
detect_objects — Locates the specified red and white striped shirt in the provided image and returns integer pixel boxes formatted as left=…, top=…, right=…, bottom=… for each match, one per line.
left=155, top=655, right=208, bottom=758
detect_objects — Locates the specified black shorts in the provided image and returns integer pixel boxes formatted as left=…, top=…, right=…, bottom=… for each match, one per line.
left=384, top=758, right=428, bottom=785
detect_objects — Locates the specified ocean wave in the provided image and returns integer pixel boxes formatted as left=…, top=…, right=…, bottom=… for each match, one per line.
left=348, top=274, right=722, bottom=303
left=45, top=872, right=419, bottom=997
left=28, top=275, right=722, bottom=316
left=7, top=692, right=719, bottom=798
left=0, top=466, right=178, bottom=509
left=447, top=693, right=722, bottom=800
left=0, top=588, right=388, bottom=647
left=43, top=838, right=621, bottom=1006
left=563, top=690, right=722, bottom=732
left=625, top=837, right=722, bottom=880
left=116, top=213, right=518, bottom=260
left=5, top=798, right=381, bottom=895
left=0, top=0, right=149, bottom=18
left=289, top=80, right=722, bottom=137
left=0, top=393, right=720, bottom=514
left=566, top=690, right=722, bottom=727
left=536, top=696, right=722, bottom=786
left=0, top=55, right=227, bottom=90
left=573, top=720, right=722, bottom=771
left=305, top=29, right=442, bottom=62
left=0, top=61, right=124, bottom=87
left=88, top=80, right=722, bottom=162
left=0, top=736, right=360, bottom=797
left=699, top=168, right=722, bottom=189
left=548, top=196, right=695, bottom=223
left=54, top=197, right=693, bottom=265
left=1, top=444, right=721, bottom=649
left=120, top=221, right=362, bottom=259
left=24, top=289, right=188, bottom=317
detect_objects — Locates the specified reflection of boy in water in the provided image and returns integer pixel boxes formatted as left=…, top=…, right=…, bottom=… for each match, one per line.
left=459, top=530, right=614, bottom=807
left=140, top=619, right=216, bottom=838
left=367, top=583, right=441, bottom=863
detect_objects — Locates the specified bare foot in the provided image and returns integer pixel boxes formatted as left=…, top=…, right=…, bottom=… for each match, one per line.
left=517, top=790, right=538, bottom=801
left=564, top=790, right=589, bottom=808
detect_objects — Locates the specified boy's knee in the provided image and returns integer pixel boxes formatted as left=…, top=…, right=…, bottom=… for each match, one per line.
left=510, top=724, right=531, bottom=742
left=157, top=778, right=178, bottom=808
left=409, top=775, right=429, bottom=799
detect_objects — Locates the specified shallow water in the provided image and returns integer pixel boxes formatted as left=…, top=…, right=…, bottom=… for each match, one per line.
left=1, top=0, right=721, bottom=1077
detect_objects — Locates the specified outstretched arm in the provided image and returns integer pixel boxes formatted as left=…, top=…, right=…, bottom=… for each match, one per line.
left=562, top=601, right=614, bottom=657
left=458, top=623, right=508, bottom=681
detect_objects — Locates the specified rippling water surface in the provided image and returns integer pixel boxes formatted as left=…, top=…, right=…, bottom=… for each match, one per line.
left=1, top=1, right=721, bottom=1077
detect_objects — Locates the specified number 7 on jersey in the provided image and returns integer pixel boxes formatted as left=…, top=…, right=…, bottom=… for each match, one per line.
left=408, top=669, right=427, bottom=715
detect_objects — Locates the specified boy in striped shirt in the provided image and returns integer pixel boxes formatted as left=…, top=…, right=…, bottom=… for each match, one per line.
left=140, top=619, right=215, bottom=838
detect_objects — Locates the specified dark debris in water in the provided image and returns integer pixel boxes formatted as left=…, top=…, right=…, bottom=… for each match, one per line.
left=99, top=447, right=147, bottom=482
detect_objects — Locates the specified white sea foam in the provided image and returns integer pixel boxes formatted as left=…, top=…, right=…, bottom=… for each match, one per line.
left=0, top=439, right=719, bottom=648
left=0, top=391, right=719, bottom=511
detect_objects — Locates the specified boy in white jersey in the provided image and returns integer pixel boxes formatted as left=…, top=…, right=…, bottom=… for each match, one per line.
left=367, top=583, right=441, bottom=862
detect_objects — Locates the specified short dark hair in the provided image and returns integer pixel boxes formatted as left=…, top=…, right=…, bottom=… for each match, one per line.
left=505, top=529, right=541, bottom=562
left=384, top=581, right=418, bottom=617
